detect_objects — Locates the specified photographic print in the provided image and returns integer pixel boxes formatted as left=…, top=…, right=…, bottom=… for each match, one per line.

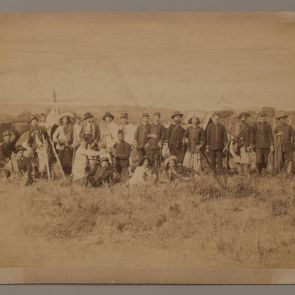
left=0, top=11, right=295, bottom=284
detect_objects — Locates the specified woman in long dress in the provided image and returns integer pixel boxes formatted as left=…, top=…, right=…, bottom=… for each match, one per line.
left=100, top=112, right=118, bottom=151
left=183, top=115, right=206, bottom=174
left=129, top=157, right=155, bottom=185
left=53, top=114, right=74, bottom=175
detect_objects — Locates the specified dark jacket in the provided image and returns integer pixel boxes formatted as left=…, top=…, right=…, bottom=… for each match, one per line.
left=206, top=123, right=228, bottom=150
left=147, top=123, right=166, bottom=150
left=237, top=122, right=254, bottom=148
left=253, top=122, right=273, bottom=149
left=134, top=123, right=151, bottom=149
left=79, top=121, right=100, bottom=143
left=166, top=123, right=185, bottom=151
left=184, top=126, right=206, bottom=152
left=274, top=123, right=294, bottom=152
left=114, top=140, right=131, bottom=168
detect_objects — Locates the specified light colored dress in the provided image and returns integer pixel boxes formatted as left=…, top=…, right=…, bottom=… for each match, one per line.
left=100, top=121, right=118, bottom=150
left=129, top=166, right=153, bottom=185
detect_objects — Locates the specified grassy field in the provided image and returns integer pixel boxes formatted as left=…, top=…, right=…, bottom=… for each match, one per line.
left=0, top=174, right=295, bottom=269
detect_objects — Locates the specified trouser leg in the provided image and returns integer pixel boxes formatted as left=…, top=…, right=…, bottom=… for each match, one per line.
left=216, top=150, right=224, bottom=174
left=209, top=150, right=217, bottom=172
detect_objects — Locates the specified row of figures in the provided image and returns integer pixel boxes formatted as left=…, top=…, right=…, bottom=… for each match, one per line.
left=0, top=109, right=294, bottom=186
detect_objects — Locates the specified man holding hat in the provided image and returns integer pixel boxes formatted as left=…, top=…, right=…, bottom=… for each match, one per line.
left=274, top=111, right=294, bottom=175
left=166, top=111, right=185, bottom=164
left=253, top=111, right=274, bottom=175
left=79, top=112, right=100, bottom=144
left=118, top=113, right=136, bottom=145
left=134, top=113, right=151, bottom=162
left=146, top=112, right=166, bottom=167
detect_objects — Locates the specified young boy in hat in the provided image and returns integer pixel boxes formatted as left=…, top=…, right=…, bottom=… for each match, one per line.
left=166, top=111, right=185, bottom=164
left=79, top=112, right=100, bottom=144
left=253, top=111, right=274, bottom=175
left=147, top=112, right=166, bottom=167
left=274, top=111, right=294, bottom=175
left=113, top=130, right=131, bottom=181
left=134, top=113, right=151, bottom=162
left=206, top=112, right=228, bottom=174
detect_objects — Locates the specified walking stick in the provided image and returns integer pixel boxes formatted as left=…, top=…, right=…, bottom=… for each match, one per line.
left=48, top=136, right=66, bottom=178
left=42, top=134, right=51, bottom=181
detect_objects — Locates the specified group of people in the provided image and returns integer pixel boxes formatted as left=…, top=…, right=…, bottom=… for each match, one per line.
left=0, top=108, right=294, bottom=187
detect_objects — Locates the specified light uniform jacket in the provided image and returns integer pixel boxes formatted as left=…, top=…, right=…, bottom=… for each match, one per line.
left=118, top=123, right=137, bottom=145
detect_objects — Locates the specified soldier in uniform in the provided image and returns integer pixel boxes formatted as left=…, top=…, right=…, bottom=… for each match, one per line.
left=113, top=130, right=131, bottom=182
left=166, top=111, right=185, bottom=164
left=79, top=112, right=100, bottom=145
left=134, top=113, right=151, bottom=162
left=274, top=111, right=295, bottom=175
left=236, top=112, right=254, bottom=175
left=253, top=111, right=274, bottom=175
left=147, top=112, right=166, bottom=168
left=206, top=112, right=228, bottom=174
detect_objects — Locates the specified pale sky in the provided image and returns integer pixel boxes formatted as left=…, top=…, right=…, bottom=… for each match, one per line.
left=0, top=12, right=295, bottom=111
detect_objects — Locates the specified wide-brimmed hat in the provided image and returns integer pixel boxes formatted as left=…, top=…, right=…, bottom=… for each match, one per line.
left=120, top=112, right=128, bottom=119
left=171, top=111, right=183, bottom=119
left=100, top=156, right=110, bottom=163
left=59, top=112, right=74, bottom=123
left=238, top=112, right=250, bottom=119
left=163, top=155, right=178, bottom=169
left=258, top=111, right=267, bottom=117
left=187, top=114, right=201, bottom=125
left=2, top=130, right=12, bottom=137
left=30, top=116, right=39, bottom=122
left=83, top=112, right=94, bottom=120
left=139, top=156, right=151, bottom=167
left=15, top=145, right=26, bottom=153
left=142, top=112, right=149, bottom=118
left=153, top=112, right=161, bottom=117
left=276, top=111, right=288, bottom=120
left=103, top=112, right=114, bottom=121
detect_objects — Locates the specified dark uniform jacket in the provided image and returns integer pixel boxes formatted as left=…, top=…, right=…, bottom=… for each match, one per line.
left=184, top=126, right=206, bottom=152
left=114, top=140, right=131, bottom=168
left=134, top=123, right=151, bottom=149
left=237, top=122, right=254, bottom=148
left=206, top=123, right=228, bottom=150
left=253, top=122, right=273, bottom=149
left=27, top=126, right=49, bottom=149
left=147, top=123, right=166, bottom=150
left=274, top=123, right=295, bottom=152
left=166, top=124, right=185, bottom=151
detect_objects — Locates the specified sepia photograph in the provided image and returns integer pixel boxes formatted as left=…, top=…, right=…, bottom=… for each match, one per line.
left=0, top=11, right=295, bottom=284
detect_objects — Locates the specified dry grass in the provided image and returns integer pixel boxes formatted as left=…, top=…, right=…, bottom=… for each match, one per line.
left=1, top=174, right=295, bottom=268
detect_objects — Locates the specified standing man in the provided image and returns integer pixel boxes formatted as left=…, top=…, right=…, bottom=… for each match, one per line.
left=0, top=130, right=15, bottom=166
left=147, top=112, right=166, bottom=167
left=118, top=113, right=136, bottom=145
left=206, top=112, right=228, bottom=174
left=274, top=111, right=294, bottom=175
left=113, top=130, right=131, bottom=182
left=79, top=112, right=100, bottom=145
left=134, top=113, right=151, bottom=162
left=27, top=116, right=51, bottom=178
left=166, top=111, right=185, bottom=164
left=253, top=111, right=274, bottom=175
left=236, top=112, right=254, bottom=175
